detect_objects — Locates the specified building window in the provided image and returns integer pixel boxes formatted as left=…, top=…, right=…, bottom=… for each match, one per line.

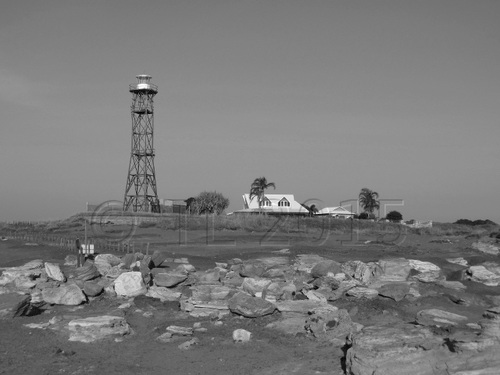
left=278, top=198, right=290, bottom=207
left=263, top=198, right=271, bottom=207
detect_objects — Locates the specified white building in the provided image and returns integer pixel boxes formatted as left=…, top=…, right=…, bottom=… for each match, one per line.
left=316, top=206, right=355, bottom=219
left=236, top=194, right=310, bottom=215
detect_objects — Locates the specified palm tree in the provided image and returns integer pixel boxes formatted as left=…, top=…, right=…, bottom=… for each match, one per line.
left=358, top=188, right=380, bottom=217
left=249, top=177, right=276, bottom=212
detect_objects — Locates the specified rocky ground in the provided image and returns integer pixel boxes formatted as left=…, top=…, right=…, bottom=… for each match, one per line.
left=1, top=229, right=500, bottom=375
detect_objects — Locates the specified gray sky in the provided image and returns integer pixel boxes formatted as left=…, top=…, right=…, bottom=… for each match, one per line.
left=1, top=0, right=499, bottom=223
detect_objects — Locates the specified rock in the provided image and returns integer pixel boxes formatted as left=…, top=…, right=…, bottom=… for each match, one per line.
left=196, top=269, right=221, bottom=285
left=377, top=258, right=411, bottom=282
left=346, top=287, right=379, bottom=299
left=483, top=306, right=500, bottom=319
left=446, top=257, right=468, bottom=267
left=190, top=285, right=233, bottom=301
left=178, top=337, right=199, bottom=350
left=0, top=293, right=32, bottom=318
left=311, top=260, right=342, bottom=278
left=42, top=284, right=86, bottom=305
left=262, top=266, right=288, bottom=279
left=416, top=309, right=468, bottom=327
left=305, top=308, right=353, bottom=339
left=68, top=315, right=130, bottom=342
left=150, top=250, right=168, bottom=268
left=83, top=281, right=104, bottom=297
left=342, top=261, right=372, bottom=284
left=275, top=300, right=337, bottom=318
left=44, top=262, right=66, bottom=282
left=104, top=265, right=126, bottom=279
left=72, top=261, right=100, bottom=282
left=120, top=253, right=138, bottom=269
left=472, top=241, right=500, bottom=255
left=113, top=272, right=147, bottom=297
left=182, top=299, right=230, bottom=318
left=436, top=280, right=467, bottom=291
left=265, top=317, right=307, bottom=335
left=154, top=272, right=188, bottom=288
left=242, top=277, right=272, bottom=296
left=166, top=325, right=193, bottom=336
left=228, top=292, right=276, bottom=318
left=467, top=266, right=500, bottom=286
left=294, top=254, right=330, bottom=273
left=64, top=255, right=78, bottom=266
left=95, top=254, right=122, bottom=266
left=304, top=290, right=328, bottom=302
left=408, top=259, right=441, bottom=273
left=378, top=283, right=411, bottom=302
left=233, top=329, right=251, bottom=342
left=146, top=286, right=182, bottom=302
left=411, top=271, right=442, bottom=283
left=346, top=323, right=450, bottom=375
left=239, top=263, right=265, bottom=278
left=0, top=265, right=43, bottom=286
left=175, top=264, right=196, bottom=274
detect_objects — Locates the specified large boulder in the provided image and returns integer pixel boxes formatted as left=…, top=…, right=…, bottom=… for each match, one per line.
left=378, top=283, right=411, bottom=302
left=311, top=260, right=342, bottom=278
left=377, top=258, right=411, bottom=282
left=346, top=323, right=450, bottom=375
left=113, top=272, right=147, bottom=297
left=347, top=322, right=500, bottom=375
left=42, top=284, right=86, bottom=305
left=228, top=292, right=276, bottom=318
left=71, top=261, right=100, bottom=282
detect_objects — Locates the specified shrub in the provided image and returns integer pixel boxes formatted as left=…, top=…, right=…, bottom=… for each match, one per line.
left=386, top=211, right=403, bottom=222
left=190, top=191, right=229, bottom=215
left=358, top=212, right=375, bottom=220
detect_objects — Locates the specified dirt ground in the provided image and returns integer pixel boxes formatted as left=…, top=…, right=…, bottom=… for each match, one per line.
left=1, top=228, right=499, bottom=375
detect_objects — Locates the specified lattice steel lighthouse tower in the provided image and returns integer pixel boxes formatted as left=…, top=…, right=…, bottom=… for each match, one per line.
left=123, top=74, right=160, bottom=213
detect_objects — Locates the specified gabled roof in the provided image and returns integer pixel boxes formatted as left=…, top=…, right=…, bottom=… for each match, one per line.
left=240, top=194, right=309, bottom=214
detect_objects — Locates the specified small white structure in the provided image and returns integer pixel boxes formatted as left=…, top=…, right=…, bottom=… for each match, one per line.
left=316, top=206, right=355, bottom=219
left=237, top=194, right=309, bottom=215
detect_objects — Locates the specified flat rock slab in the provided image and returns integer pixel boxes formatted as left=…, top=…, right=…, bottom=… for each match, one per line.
left=416, top=309, right=468, bottom=327
left=190, top=285, right=233, bottom=301
left=346, top=287, right=379, bottom=299
left=154, top=272, right=188, bottom=288
left=346, top=323, right=449, bottom=375
left=146, top=286, right=181, bottom=302
left=68, top=315, right=130, bottom=343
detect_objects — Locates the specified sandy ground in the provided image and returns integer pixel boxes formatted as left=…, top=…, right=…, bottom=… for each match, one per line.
left=1, top=228, right=499, bottom=375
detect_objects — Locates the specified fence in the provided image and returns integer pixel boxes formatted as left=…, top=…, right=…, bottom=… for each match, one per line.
left=3, top=232, right=150, bottom=255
